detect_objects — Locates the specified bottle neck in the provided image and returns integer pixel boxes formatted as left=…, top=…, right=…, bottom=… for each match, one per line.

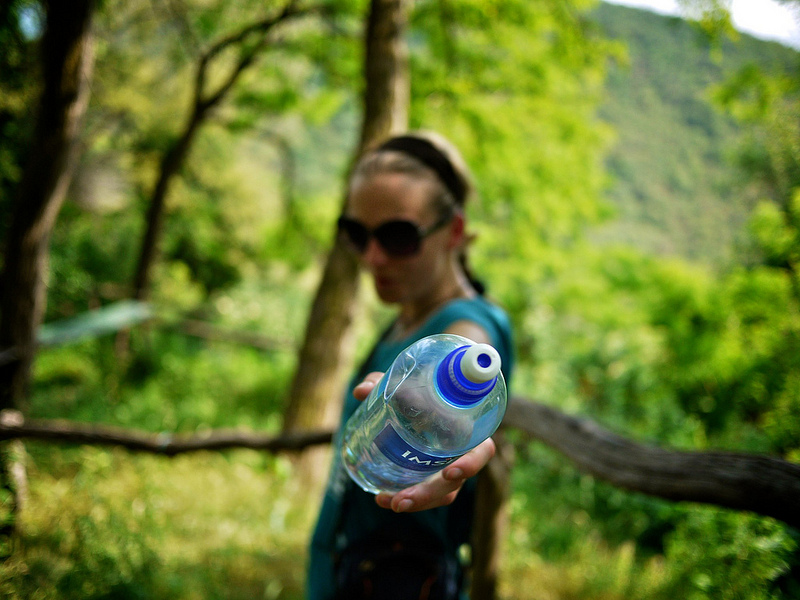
left=436, top=345, right=498, bottom=406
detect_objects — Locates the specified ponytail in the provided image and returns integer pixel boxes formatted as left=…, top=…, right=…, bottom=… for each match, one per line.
left=459, top=251, right=485, bottom=296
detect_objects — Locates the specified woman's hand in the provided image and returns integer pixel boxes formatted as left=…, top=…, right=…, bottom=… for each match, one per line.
left=352, top=372, right=496, bottom=513
left=351, top=371, right=385, bottom=401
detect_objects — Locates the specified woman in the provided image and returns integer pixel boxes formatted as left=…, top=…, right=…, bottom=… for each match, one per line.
left=307, top=131, right=514, bottom=600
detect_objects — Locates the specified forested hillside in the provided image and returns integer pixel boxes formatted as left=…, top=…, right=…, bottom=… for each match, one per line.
left=591, top=2, right=799, bottom=265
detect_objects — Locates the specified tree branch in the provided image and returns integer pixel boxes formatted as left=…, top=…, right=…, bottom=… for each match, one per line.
left=0, top=412, right=331, bottom=457
left=202, top=1, right=300, bottom=62
left=503, top=397, right=800, bottom=529
left=195, top=1, right=316, bottom=110
left=4, top=398, right=799, bottom=529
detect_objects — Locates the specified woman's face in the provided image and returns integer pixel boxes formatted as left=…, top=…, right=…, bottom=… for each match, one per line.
left=345, top=172, right=457, bottom=306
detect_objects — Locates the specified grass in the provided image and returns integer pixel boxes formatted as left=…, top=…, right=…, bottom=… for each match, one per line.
left=2, top=444, right=317, bottom=600
left=5, top=441, right=675, bottom=600
left=2, top=435, right=797, bottom=599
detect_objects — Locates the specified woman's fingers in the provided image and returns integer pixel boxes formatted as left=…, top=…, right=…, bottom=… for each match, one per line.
left=441, top=437, right=496, bottom=482
left=353, top=371, right=384, bottom=401
left=374, top=437, right=497, bottom=513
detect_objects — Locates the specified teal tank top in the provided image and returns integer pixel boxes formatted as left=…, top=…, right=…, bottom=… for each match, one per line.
left=307, top=296, right=514, bottom=600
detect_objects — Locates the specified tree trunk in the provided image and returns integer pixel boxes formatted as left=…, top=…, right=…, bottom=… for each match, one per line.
left=0, top=0, right=95, bottom=411
left=359, top=0, right=411, bottom=151
left=281, top=0, right=410, bottom=491
left=0, top=0, right=95, bottom=547
left=132, top=114, right=204, bottom=300
left=471, top=433, right=513, bottom=600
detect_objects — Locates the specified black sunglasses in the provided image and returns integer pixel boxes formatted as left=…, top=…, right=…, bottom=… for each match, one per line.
left=337, top=212, right=453, bottom=257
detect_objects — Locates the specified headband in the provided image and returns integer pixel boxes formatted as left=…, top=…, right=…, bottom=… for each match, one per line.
left=378, top=135, right=466, bottom=204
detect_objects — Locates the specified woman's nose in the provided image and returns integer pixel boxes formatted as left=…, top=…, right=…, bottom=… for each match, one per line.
left=362, top=236, right=388, bottom=266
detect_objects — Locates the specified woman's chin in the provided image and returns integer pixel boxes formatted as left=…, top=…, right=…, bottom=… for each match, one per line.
left=374, top=281, right=402, bottom=303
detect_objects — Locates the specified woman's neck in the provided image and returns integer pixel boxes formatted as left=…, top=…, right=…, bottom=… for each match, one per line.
left=394, top=267, right=475, bottom=339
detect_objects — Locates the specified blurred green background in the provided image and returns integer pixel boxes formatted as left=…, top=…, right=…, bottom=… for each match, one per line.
left=1, top=0, right=799, bottom=598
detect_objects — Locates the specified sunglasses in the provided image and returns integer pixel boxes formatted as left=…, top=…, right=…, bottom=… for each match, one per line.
left=337, top=212, right=453, bottom=257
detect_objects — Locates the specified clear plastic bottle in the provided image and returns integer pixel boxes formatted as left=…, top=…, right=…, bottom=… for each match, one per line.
left=340, top=334, right=507, bottom=494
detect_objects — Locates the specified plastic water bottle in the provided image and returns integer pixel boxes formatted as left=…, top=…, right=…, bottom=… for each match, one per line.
left=340, top=334, right=507, bottom=494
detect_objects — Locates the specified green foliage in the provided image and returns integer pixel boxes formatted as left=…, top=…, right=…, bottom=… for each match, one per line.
left=46, top=202, right=140, bottom=318
left=55, top=0, right=364, bottom=313
left=1, top=446, right=312, bottom=600
left=660, top=509, right=797, bottom=600
left=714, top=64, right=800, bottom=294
left=32, top=330, right=295, bottom=433
left=0, top=0, right=41, bottom=248
left=405, top=0, right=617, bottom=337
left=3, top=0, right=800, bottom=598
left=508, top=443, right=797, bottom=600
left=515, top=237, right=800, bottom=452
left=750, top=195, right=800, bottom=268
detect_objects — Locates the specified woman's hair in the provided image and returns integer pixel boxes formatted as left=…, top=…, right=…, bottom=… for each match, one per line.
left=349, top=130, right=472, bottom=213
left=348, top=131, right=485, bottom=294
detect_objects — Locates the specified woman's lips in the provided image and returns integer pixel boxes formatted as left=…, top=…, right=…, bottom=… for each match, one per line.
left=373, top=273, right=401, bottom=294
left=375, top=275, right=394, bottom=289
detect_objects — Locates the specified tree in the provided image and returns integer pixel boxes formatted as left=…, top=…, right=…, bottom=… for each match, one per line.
left=280, top=0, right=411, bottom=490
left=0, top=1, right=40, bottom=239
left=130, top=0, right=321, bottom=301
left=0, top=0, right=95, bottom=412
left=715, top=63, right=800, bottom=286
left=0, top=0, right=95, bottom=547
left=709, top=40, right=800, bottom=466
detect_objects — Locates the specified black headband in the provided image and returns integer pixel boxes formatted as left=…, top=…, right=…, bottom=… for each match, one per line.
left=378, top=135, right=466, bottom=204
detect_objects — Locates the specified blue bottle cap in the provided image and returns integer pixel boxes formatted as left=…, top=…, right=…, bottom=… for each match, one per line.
left=436, top=343, right=501, bottom=406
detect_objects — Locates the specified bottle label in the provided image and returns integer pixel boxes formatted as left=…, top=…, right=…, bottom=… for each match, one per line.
left=374, top=424, right=461, bottom=472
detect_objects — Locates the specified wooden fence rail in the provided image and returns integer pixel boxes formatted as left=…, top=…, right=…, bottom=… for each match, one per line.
left=2, top=399, right=799, bottom=530
left=0, top=410, right=331, bottom=456
left=504, top=399, right=800, bottom=530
